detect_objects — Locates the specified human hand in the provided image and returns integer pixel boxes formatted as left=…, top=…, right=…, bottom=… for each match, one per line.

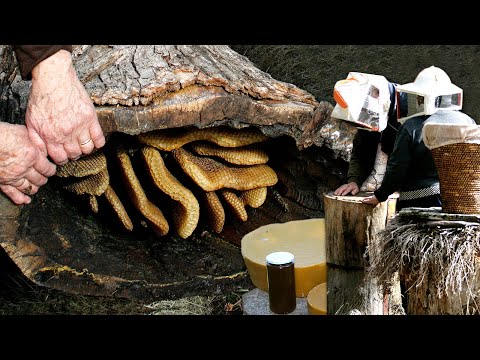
left=334, top=181, right=360, bottom=196
left=25, top=49, right=105, bottom=165
left=362, top=195, right=380, bottom=206
left=0, top=123, right=56, bottom=204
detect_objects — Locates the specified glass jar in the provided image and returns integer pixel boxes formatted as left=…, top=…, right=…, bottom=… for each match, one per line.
left=266, top=251, right=296, bottom=314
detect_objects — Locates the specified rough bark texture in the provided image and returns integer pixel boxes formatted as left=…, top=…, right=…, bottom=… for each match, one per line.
left=403, top=267, right=480, bottom=315
left=0, top=45, right=355, bottom=160
left=324, top=191, right=402, bottom=315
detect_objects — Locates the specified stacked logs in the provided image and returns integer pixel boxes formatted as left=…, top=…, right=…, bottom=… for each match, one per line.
left=55, top=126, right=278, bottom=239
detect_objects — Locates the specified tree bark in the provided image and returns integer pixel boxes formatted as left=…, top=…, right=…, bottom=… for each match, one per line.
left=403, top=265, right=480, bottom=315
left=0, top=45, right=357, bottom=161
left=324, top=191, right=402, bottom=314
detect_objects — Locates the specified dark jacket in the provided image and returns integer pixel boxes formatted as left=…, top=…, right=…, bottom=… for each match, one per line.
left=347, top=82, right=407, bottom=186
left=12, top=45, right=73, bottom=80
left=374, top=110, right=476, bottom=203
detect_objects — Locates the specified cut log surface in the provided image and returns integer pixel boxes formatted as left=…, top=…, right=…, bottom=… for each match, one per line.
left=325, top=191, right=388, bottom=268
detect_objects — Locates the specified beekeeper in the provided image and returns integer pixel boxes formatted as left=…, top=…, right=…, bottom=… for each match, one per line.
left=333, top=72, right=408, bottom=196
left=361, top=66, right=476, bottom=210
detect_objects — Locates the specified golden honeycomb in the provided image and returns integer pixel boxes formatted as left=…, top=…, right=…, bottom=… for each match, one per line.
left=56, top=126, right=278, bottom=239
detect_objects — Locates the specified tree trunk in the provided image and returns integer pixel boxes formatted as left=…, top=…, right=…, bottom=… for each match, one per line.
left=324, top=191, right=402, bottom=314
left=0, top=45, right=357, bottom=302
left=403, top=268, right=480, bottom=315
left=0, top=45, right=356, bottom=161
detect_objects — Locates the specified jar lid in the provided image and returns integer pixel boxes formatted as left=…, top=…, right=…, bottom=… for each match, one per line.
left=266, top=251, right=294, bottom=265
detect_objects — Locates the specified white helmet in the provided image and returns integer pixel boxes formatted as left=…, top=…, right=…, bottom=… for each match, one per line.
left=395, top=66, right=463, bottom=123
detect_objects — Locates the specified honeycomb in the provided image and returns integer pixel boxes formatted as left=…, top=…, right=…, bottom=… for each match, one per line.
left=55, top=126, right=277, bottom=239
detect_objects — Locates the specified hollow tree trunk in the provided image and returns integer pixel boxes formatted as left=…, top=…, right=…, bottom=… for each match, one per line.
left=0, top=45, right=357, bottom=302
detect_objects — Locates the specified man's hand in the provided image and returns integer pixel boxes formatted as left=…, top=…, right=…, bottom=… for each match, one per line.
left=0, top=123, right=56, bottom=204
left=25, top=49, right=105, bottom=165
left=362, top=195, right=380, bottom=206
left=334, top=181, right=360, bottom=196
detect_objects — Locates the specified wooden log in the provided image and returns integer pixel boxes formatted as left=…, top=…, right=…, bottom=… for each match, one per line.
left=398, top=207, right=480, bottom=223
left=324, top=191, right=402, bottom=315
left=403, top=260, right=480, bottom=315
left=0, top=45, right=356, bottom=161
left=425, top=220, right=480, bottom=228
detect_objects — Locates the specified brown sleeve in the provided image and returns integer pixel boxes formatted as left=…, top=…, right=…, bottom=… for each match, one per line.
left=12, top=45, right=73, bottom=80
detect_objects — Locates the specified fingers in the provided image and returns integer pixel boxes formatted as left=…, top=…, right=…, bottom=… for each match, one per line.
left=77, top=120, right=105, bottom=157
left=64, top=140, right=83, bottom=161
left=27, top=128, right=48, bottom=157
left=79, top=132, right=94, bottom=155
left=28, top=127, right=68, bottom=165
left=0, top=184, right=32, bottom=205
left=11, top=178, right=39, bottom=196
left=333, top=184, right=349, bottom=196
left=63, top=135, right=95, bottom=161
left=33, top=151, right=57, bottom=178
left=90, top=120, right=106, bottom=149
left=2, top=155, right=52, bottom=205
left=46, top=142, right=69, bottom=166
left=334, top=182, right=359, bottom=196
left=46, top=136, right=100, bottom=165
left=362, top=196, right=379, bottom=206
left=24, top=167, right=49, bottom=188
left=49, top=124, right=103, bottom=163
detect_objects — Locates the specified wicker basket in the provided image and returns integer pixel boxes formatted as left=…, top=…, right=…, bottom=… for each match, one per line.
left=431, top=143, right=480, bottom=214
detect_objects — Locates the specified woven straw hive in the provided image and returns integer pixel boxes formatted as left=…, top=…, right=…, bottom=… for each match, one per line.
left=424, top=122, right=480, bottom=214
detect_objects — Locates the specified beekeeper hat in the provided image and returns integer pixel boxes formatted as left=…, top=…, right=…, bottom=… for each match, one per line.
left=395, top=66, right=463, bottom=123
left=395, top=66, right=462, bottom=97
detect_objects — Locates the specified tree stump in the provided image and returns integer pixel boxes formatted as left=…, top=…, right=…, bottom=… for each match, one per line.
left=384, top=208, right=480, bottom=315
left=324, top=191, right=402, bottom=314
left=403, top=266, right=480, bottom=315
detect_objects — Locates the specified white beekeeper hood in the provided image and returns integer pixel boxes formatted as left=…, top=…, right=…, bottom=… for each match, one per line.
left=395, top=66, right=463, bottom=123
left=331, top=72, right=391, bottom=132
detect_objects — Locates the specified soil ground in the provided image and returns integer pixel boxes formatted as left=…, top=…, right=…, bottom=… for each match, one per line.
left=0, top=248, right=244, bottom=315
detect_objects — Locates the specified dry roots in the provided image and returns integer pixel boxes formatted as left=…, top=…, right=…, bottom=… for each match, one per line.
left=366, top=216, right=480, bottom=311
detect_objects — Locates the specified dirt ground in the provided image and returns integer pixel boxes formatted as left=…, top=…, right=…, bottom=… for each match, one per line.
left=0, top=247, right=245, bottom=315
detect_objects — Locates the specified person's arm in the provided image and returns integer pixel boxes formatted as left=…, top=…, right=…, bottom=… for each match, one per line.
left=373, top=125, right=412, bottom=202
left=347, top=129, right=380, bottom=185
left=334, top=129, right=380, bottom=196
left=13, top=45, right=73, bottom=80
left=22, top=48, right=105, bottom=165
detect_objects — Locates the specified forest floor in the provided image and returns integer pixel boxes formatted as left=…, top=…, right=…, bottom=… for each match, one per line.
left=0, top=248, right=245, bottom=316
